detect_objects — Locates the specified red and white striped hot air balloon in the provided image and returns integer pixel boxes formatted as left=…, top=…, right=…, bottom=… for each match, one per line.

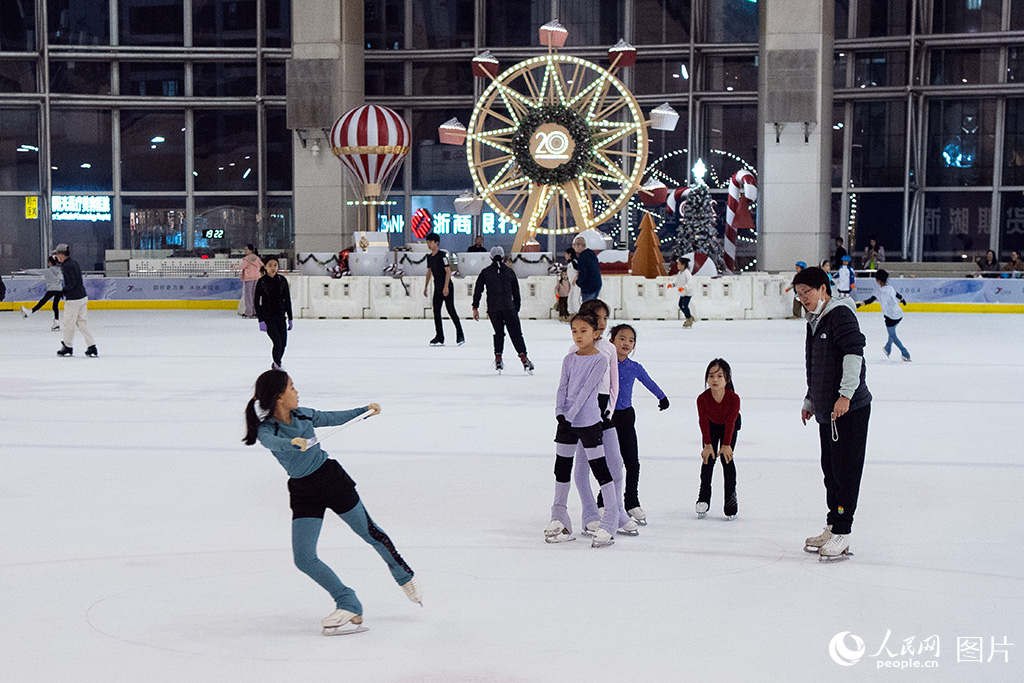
left=330, top=105, right=411, bottom=200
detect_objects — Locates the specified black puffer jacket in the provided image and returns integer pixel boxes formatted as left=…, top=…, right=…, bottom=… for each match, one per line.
left=472, top=260, right=521, bottom=312
left=804, top=297, right=871, bottom=424
left=254, top=274, right=293, bottom=321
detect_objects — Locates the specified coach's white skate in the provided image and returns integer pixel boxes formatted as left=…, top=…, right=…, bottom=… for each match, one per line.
left=582, top=520, right=601, bottom=536
left=544, top=520, right=576, bottom=543
left=804, top=525, right=832, bottom=553
left=401, top=577, right=423, bottom=606
left=617, top=519, right=640, bottom=536
left=695, top=501, right=709, bottom=519
left=818, top=533, right=852, bottom=563
left=627, top=506, right=647, bottom=526
left=51, top=320, right=60, bottom=331
left=321, top=609, right=368, bottom=636
left=590, top=528, right=614, bottom=548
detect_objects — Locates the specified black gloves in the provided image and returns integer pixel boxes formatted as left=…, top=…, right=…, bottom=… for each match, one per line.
left=658, top=397, right=670, bottom=411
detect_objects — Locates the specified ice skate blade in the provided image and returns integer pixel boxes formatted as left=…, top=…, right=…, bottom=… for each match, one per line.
left=696, top=512, right=707, bottom=519
left=322, top=624, right=369, bottom=636
left=616, top=528, right=640, bottom=537
left=632, top=518, right=648, bottom=526
left=591, top=539, right=615, bottom=549
left=544, top=532, right=576, bottom=543
left=819, top=550, right=853, bottom=563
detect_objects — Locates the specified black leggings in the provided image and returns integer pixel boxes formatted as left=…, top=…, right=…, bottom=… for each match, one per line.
left=265, top=316, right=288, bottom=365
left=488, top=309, right=526, bottom=355
left=596, top=407, right=641, bottom=510
left=432, top=287, right=464, bottom=341
left=34, top=290, right=62, bottom=318
left=698, top=419, right=739, bottom=513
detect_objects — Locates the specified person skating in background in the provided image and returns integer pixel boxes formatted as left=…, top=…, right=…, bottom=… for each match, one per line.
left=820, top=259, right=835, bottom=286
left=546, top=312, right=618, bottom=548
left=232, top=244, right=263, bottom=318
left=694, top=359, right=741, bottom=520
left=471, top=246, right=534, bottom=373
left=835, top=254, right=856, bottom=299
left=573, top=235, right=602, bottom=302
left=423, top=232, right=465, bottom=346
left=554, top=268, right=571, bottom=322
left=570, top=299, right=639, bottom=538
left=21, top=254, right=64, bottom=330
left=857, top=269, right=911, bottom=362
left=564, top=247, right=581, bottom=316
left=596, top=324, right=669, bottom=526
left=254, top=255, right=293, bottom=371
left=785, top=261, right=807, bottom=319
left=675, top=257, right=696, bottom=327
left=54, top=243, right=97, bottom=357
left=243, top=369, right=420, bottom=635
left=792, top=266, right=872, bottom=563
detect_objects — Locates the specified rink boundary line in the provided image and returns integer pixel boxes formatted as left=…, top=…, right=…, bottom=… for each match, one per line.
left=857, top=302, right=1024, bottom=314
left=0, top=300, right=238, bottom=311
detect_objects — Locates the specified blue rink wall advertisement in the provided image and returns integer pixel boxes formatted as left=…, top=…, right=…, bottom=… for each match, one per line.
left=3, top=277, right=242, bottom=302
left=854, top=277, right=1024, bottom=304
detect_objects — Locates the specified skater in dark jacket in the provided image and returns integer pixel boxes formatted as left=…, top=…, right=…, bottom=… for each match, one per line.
left=472, top=246, right=533, bottom=372
left=55, top=243, right=97, bottom=357
left=243, top=369, right=420, bottom=635
left=792, top=267, right=871, bottom=563
left=254, top=255, right=293, bottom=370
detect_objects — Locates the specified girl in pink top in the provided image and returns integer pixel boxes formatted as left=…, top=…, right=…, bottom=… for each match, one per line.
left=232, top=244, right=264, bottom=318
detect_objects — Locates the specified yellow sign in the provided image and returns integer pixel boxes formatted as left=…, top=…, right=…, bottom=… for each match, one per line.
left=25, top=196, right=38, bottom=219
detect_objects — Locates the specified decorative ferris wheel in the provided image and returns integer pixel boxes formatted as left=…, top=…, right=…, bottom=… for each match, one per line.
left=439, top=21, right=678, bottom=252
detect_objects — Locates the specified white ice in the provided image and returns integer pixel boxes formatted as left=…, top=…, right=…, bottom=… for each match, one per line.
left=1, top=309, right=1021, bottom=682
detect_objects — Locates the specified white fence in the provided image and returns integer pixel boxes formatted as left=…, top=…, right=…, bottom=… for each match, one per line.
left=289, top=273, right=794, bottom=320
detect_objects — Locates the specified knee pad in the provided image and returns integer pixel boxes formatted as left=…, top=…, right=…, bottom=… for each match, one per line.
left=587, top=456, right=612, bottom=486
left=554, top=455, right=573, bottom=483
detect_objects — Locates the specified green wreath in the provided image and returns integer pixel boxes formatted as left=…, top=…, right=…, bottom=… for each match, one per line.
left=511, top=105, right=593, bottom=186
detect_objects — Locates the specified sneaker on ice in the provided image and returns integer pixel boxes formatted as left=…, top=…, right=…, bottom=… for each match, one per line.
left=400, top=577, right=422, bottom=605
left=583, top=520, right=601, bottom=536
left=590, top=528, right=614, bottom=548
left=544, top=520, right=576, bottom=543
left=804, top=525, right=832, bottom=553
left=695, top=501, right=709, bottom=519
left=818, top=532, right=852, bottom=562
left=627, top=506, right=647, bottom=525
left=617, top=519, right=640, bottom=536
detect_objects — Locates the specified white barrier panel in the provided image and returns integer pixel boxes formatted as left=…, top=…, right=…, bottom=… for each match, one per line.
left=518, top=276, right=556, bottom=319
left=689, top=276, right=753, bottom=320
left=394, top=253, right=429, bottom=276
left=507, top=253, right=555, bottom=277
left=750, top=274, right=794, bottom=319
left=366, top=275, right=425, bottom=318
left=303, top=276, right=371, bottom=319
left=618, top=276, right=681, bottom=320
left=456, top=253, right=492, bottom=276
left=349, top=252, right=390, bottom=276
left=284, top=274, right=309, bottom=316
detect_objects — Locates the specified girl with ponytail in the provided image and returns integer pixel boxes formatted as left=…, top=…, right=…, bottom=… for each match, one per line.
left=243, top=369, right=421, bottom=635
left=694, top=359, right=742, bottom=521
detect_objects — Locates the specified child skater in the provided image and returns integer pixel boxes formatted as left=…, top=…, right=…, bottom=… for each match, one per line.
left=675, top=257, right=695, bottom=327
left=570, top=299, right=639, bottom=537
left=21, top=255, right=64, bottom=330
left=244, top=369, right=420, bottom=635
left=254, top=255, right=293, bottom=370
left=695, top=358, right=741, bottom=520
left=856, top=269, right=911, bottom=361
left=546, top=312, right=619, bottom=548
left=595, top=324, right=669, bottom=526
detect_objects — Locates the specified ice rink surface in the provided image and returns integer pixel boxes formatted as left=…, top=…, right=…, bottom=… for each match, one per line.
left=1, top=308, right=1022, bottom=682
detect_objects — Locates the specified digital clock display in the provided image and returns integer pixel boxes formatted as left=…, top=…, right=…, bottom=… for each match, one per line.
left=203, top=229, right=225, bottom=239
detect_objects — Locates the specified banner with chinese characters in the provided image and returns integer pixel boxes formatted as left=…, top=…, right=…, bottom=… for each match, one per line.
left=379, top=196, right=519, bottom=252
left=923, top=193, right=992, bottom=259
left=3, top=277, right=242, bottom=302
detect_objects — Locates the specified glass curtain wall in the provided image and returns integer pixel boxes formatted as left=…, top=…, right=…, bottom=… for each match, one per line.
left=0, top=0, right=292, bottom=271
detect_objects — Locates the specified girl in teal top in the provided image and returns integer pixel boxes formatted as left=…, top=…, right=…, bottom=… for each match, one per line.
left=244, top=369, right=421, bottom=635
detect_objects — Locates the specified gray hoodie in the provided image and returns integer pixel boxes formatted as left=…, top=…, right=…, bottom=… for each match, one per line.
left=25, top=266, right=63, bottom=292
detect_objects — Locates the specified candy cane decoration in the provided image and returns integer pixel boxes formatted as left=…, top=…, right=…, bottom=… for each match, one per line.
left=666, top=186, right=690, bottom=215
left=725, top=170, right=757, bottom=273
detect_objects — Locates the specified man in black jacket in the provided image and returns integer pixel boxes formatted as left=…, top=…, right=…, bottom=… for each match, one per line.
left=573, top=235, right=602, bottom=301
left=54, top=243, right=97, bottom=357
left=792, top=266, right=870, bottom=563
left=471, top=247, right=533, bottom=373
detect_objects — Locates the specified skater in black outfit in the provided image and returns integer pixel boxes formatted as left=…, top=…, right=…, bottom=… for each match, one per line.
left=792, top=266, right=871, bottom=563
left=422, top=232, right=464, bottom=346
left=472, top=246, right=533, bottom=372
left=254, top=255, right=293, bottom=370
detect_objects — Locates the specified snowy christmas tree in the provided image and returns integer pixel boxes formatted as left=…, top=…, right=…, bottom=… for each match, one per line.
left=673, top=181, right=724, bottom=271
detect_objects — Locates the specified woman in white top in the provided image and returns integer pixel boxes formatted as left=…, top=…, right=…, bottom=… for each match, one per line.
left=564, top=248, right=582, bottom=315
left=675, top=257, right=695, bottom=327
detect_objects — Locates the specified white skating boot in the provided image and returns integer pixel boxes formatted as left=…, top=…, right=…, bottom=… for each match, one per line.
left=590, top=528, right=614, bottom=548
left=583, top=520, right=601, bottom=536
left=804, top=525, right=832, bottom=553
left=818, top=533, right=852, bottom=563
left=627, top=506, right=647, bottom=526
left=617, top=519, right=640, bottom=536
left=401, top=577, right=422, bottom=606
left=21, top=306, right=31, bottom=318
left=544, top=520, right=576, bottom=543
left=321, top=609, right=368, bottom=636
left=51, top=320, right=60, bottom=331
left=695, top=501, right=709, bottom=519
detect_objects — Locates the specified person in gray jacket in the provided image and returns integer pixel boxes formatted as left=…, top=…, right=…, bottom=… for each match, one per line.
left=792, top=267, right=871, bottom=563
left=21, top=254, right=64, bottom=330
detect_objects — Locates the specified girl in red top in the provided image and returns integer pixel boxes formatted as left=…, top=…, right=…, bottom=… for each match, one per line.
left=695, top=358, right=741, bottom=520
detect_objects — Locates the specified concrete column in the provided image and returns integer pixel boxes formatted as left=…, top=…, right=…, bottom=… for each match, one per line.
left=757, top=1, right=834, bottom=271
left=289, top=0, right=364, bottom=254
